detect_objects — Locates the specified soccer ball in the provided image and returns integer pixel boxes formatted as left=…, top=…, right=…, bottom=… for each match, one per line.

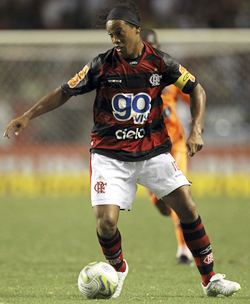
left=77, top=261, right=118, bottom=299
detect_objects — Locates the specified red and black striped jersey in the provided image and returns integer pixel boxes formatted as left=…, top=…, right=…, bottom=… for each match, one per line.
left=61, top=42, right=197, bottom=161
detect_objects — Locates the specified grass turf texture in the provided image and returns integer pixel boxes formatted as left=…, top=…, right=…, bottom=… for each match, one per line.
left=0, top=195, right=249, bottom=304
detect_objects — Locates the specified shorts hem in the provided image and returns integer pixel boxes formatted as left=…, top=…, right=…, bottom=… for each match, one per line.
left=91, top=200, right=131, bottom=211
left=156, top=181, right=191, bottom=200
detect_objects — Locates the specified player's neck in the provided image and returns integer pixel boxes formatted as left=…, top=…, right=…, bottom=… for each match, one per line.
left=124, top=41, right=144, bottom=59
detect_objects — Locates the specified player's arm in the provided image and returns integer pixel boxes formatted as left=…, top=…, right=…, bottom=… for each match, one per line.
left=4, top=54, right=102, bottom=139
left=3, top=87, right=69, bottom=139
left=162, top=55, right=206, bottom=157
left=187, top=83, right=206, bottom=156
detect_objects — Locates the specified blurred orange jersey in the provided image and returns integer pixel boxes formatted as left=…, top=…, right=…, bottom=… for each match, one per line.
left=161, top=85, right=190, bottom=145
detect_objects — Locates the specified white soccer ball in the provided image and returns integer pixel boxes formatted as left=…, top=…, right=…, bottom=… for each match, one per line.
left=77, top=261, right=118, bottom=299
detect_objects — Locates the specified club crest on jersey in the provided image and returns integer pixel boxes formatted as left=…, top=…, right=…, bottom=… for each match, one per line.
left=149, top=73, right=162, bottom=86
left=112, top=93, right=151, bottom=124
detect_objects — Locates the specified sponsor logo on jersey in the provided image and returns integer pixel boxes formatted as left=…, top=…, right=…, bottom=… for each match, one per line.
left=107, top=79, right=122, bottom=83
left=129, top=60, right=139, bottom=66
left=149, top=73, right=162, bottom=86
left=67, top=65, right=89, bottom=88
left=112, top=93, right=151, bottom=124
left=115, top=127, right=146, bottom=140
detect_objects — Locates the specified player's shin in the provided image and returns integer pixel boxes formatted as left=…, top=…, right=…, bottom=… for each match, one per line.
left=97, top=229, right=126, bottom=272
left=180, top=216, right=215, bottom=285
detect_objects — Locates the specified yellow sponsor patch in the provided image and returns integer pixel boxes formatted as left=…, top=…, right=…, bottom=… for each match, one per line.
left=174, top=65, right=195, bottom=90
left=67, top=65, right=89, bottom=88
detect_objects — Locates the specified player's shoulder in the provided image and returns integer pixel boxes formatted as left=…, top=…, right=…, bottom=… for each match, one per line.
left=153, top=48, right=177, bottom=67
left=144, top=42, right=176, bottom=67
left=89, top=48, right=114, bottom=71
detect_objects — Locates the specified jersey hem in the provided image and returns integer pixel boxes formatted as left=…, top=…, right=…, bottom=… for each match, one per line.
left=90, top=142, right=172, bottom=162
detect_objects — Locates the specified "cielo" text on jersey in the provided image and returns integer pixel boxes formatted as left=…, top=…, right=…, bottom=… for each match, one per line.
left=115, top=127, right=146, bottom=140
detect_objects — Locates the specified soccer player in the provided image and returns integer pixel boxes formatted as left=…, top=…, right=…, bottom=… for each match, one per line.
left=4, top=2, right=240, bottom=298
left=141, top=28, right=193, bottom=265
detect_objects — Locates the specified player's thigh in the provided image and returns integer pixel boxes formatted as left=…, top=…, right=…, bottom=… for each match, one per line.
left=91, top=153, right=136, bottom=210
left=137, top=153, right=190, bottom=199
left=161, top=185, right=198, bottom=223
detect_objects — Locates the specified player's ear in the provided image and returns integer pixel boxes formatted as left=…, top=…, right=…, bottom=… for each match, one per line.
left=136, top=27, right=141, bottom=34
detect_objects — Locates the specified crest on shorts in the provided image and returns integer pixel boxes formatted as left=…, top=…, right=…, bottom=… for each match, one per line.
left=94, top=181, right=107, bottom=194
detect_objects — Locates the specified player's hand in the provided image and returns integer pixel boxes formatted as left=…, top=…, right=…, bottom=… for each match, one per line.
left=3, top=114, right=30, bottom=139
left=186, top=128, right=204, bottom=157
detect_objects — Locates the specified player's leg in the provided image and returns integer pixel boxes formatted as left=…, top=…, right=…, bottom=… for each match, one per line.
left=149, top=140, right=186, bottom=217
left=171, top=209, right=193, bottom=264
left=139, top=153, right=240, bottom=296
left=93, top=204, right=126, bottom=270
left=171, top=142, right=193, bottom=264
left=150, top=189, right=192, bottom=264
left=150, top=192, right=171, bottom=215
left=93, top=204, right=129, bottom=298
left=90, top=153, right=134, bottom=297
left=161, top=186, right=241, bottom=296
left=162, top=186, right=215, bottom=283
left=150, top=143, right=192, bottom=263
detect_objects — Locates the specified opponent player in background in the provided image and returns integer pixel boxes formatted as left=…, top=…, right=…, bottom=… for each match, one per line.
left=141, top=28, right=193, bottom=265
left=4, top=1, right=240, bottom=299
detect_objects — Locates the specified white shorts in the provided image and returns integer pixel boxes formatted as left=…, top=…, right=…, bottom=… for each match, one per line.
left=90, top=152, right=190, bottom=210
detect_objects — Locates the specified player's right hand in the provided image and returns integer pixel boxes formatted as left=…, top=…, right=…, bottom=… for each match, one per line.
left=3, top=115, right=30, bottom=139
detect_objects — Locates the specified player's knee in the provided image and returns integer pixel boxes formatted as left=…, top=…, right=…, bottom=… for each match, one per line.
left=163, top=186, right=198, bottom=222
left=97, top=215, right=117, bottom=238
left=155, top=199, right=171, bottom=216
left=178, top=198, right=198, bottom=222
left=184, top=200, right=197, bottom=217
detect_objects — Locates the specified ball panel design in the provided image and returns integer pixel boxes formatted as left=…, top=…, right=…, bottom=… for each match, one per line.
left=78, top=261, right=118, bottom=299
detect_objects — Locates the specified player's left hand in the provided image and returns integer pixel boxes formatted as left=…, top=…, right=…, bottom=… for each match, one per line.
left=186, top=128, right=204, bottom=157
left=3, top=114, right=30, bottom=139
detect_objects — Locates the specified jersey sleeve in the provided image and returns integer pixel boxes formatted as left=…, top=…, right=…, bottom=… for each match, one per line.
left=161, top=52, right=198, bottom=94
left=61, top=55, right=102, bottom=97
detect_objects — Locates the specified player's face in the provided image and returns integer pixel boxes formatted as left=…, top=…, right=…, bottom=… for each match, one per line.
left=106, top=20, right=141, bottom=58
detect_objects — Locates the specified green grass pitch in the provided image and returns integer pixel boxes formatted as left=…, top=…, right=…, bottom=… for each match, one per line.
left=0, top=194, right=249, bottom=304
